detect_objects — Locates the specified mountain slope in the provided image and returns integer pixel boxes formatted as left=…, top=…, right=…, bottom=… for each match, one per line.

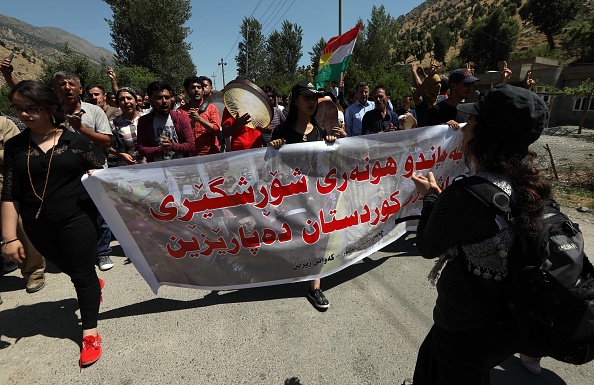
left=0, top=14, right=114, bottom=80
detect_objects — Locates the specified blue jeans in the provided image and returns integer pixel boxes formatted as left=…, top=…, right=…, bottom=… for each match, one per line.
left=96, top=212, right=112, bottom=257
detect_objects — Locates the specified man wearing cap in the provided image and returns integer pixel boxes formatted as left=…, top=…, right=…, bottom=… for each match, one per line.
left=412, top=63, right=442, bottom=127
left=426, top=68, right=479, bottom=130
left=345, top=81, right=375, bottom=137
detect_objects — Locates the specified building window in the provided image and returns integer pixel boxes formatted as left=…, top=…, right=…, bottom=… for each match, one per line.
left=573, top=97, right=594, bottom=111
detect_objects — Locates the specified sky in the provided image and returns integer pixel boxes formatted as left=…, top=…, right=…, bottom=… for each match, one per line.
left=0, top=0, right=423, bottom=89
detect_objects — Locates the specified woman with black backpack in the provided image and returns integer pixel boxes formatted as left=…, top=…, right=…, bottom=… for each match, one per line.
left=408, top=84, right=551, bottom=384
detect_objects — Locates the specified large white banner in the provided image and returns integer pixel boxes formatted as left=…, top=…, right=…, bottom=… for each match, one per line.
left=83, top=125, right=465, bottom=293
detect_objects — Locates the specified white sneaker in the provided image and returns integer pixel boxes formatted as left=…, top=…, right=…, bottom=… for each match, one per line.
left=520, top=354, right=542, bottom=375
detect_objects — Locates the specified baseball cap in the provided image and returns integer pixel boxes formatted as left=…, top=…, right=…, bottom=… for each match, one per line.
left=449, top=68, right=479, bottom=84
left=457, top=84, right=549, bottom=148
left=294, top=80, right=323, bottom=97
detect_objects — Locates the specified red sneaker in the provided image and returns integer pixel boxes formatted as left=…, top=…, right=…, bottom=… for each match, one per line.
left=80, top=334, right=102, bottom=367
left=99, top=278, right=105, bottom=304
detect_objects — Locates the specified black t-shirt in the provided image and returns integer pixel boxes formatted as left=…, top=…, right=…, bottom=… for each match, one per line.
left=426, top=100, right=468, bottom=126
left=271, top=121, right=326, bottom=144
left=1, top=128, right=101, bottom=219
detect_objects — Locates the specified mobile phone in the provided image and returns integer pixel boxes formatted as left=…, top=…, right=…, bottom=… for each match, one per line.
left=8, top=52, right=15, bottom=61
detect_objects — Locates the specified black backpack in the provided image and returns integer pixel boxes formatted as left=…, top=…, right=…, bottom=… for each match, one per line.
left=455, top=175, right=594, bottom=365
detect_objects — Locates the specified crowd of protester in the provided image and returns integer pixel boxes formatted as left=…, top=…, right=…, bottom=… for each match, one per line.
left=0, top=53, right=549, bottom=380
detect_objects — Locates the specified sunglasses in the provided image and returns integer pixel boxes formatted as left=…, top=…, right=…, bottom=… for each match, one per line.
left=10, top=105, right=45, bottom=116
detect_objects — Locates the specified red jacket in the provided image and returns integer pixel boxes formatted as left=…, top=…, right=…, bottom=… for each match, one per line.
left=137, top=110, right=195, bottom=161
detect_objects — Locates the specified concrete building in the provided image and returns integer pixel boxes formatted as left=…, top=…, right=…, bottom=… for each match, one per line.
left=473, top=57, right=594, bottom=127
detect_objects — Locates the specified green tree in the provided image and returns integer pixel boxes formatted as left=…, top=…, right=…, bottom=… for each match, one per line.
left=562, top=22, right=594, bottom=62
left=393, top=37, right=411, bottom=65
left=266, top=30, right=284, bottom=77
left=103, top=0, right=196, bottom=89
left=279, top=20, right=303, bottom=76
left=236, top=17, right=266, bottom=82
left=37, top=44, right=106, bottom=89
left=353, top=6, right=398, bottom=75
left=309, top=37, right=327, bottom=80
left=260, top=21, right=303, bottom=89
left=116, top=66, right=159, bottom=91
left=432, top=24, right=453, bottom=65
left=460, top=7, right=520, bottom=73
left=519, top=0, right=579, bottom=50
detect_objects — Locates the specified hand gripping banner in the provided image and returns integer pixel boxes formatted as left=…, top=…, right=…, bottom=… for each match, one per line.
left=83, top=125, right=465, bottom=293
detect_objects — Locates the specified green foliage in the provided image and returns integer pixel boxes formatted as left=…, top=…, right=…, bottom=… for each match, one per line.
left=0, top=86, right=12, bottom=115
left=279, top=20, right=303, bottom=75
left=562, top=21, right=594, bottom=62
left=563, top=79, right=594, bottom=98
left=266, top=30, right=284, bottom=77
left=431, top=23, right=454, bottom=65
left=510, top=43, right=561, bottom=60
left=259, top=21, right=303, bottom=91
left=37, top=44, right=107, bottom=89
left=446, top=57, right=466, bottom=73
left=345, top=63, right=410, bottom=107
left=103, top=0, right=195, bottom=90
left=459, top=7, right=520, bottom=73
left=115, top=66, right=158, bottom=91
left=352, top=6, right=398, bottom=75
left=519, top=0, right=579, bottom=50
left=236, top=17, right=267, bottom=82
left=308, top=37, right=326, bottom=80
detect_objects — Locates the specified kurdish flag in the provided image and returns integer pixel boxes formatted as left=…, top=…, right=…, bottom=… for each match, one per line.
left=315, top=23, right=362, bottom=89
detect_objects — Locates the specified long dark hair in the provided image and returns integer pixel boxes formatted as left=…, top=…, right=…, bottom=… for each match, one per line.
left=276, top=82, right=319, bottom=137
left=9, top=80, right=67, bottom=125
left=466, top=117, right=551, bottom=235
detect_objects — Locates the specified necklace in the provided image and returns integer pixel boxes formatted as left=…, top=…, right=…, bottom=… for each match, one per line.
left=27, top=129, right=59, bottom=219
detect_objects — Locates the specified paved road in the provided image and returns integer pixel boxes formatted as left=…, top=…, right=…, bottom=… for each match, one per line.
left=1, top=212, right=594, bottom=384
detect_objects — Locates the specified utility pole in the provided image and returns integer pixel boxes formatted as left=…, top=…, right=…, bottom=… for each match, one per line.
left=218, top=58, right=227, bottom=87
left=338, top=0, right=342, bottom=35
left=211, top=72, right=217, bottom=91
left=246, top=24, right=250, bottom=78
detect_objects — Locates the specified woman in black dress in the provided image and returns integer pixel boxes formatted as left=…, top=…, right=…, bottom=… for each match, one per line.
left=1, top=80, right=104, bottom=367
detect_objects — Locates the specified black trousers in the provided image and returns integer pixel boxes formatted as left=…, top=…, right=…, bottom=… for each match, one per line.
left=23, top=208, right=100, bottom=329
left=412, top=323, right=516, bottom=385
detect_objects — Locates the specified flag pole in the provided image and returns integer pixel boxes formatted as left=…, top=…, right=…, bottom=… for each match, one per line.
left=338, top=0, right=342, bottom=35
left=338, top=0, right=343, bottom=87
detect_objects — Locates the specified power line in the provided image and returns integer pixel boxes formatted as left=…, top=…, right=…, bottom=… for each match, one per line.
left=255, top=0, right=276, bottom=24
left=261, top=0, right=290, bottom=33
left=248, top=0, right=263, bottom=18
left=259, top=0, right=287, bottom=30
left=222, top=0, right=264, bottom=61
left=263, top=0, right=296, bottom=36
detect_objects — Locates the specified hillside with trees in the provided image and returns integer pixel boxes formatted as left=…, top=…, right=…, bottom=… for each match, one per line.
left=1, top=0, right=592, bottom=103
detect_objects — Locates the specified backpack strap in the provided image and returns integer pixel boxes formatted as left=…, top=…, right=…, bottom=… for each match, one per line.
left=453, top=176, right=513, bottom=221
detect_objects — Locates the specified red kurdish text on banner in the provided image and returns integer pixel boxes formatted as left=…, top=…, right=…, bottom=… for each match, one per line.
left=82, top=125, right=466, bottom=293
